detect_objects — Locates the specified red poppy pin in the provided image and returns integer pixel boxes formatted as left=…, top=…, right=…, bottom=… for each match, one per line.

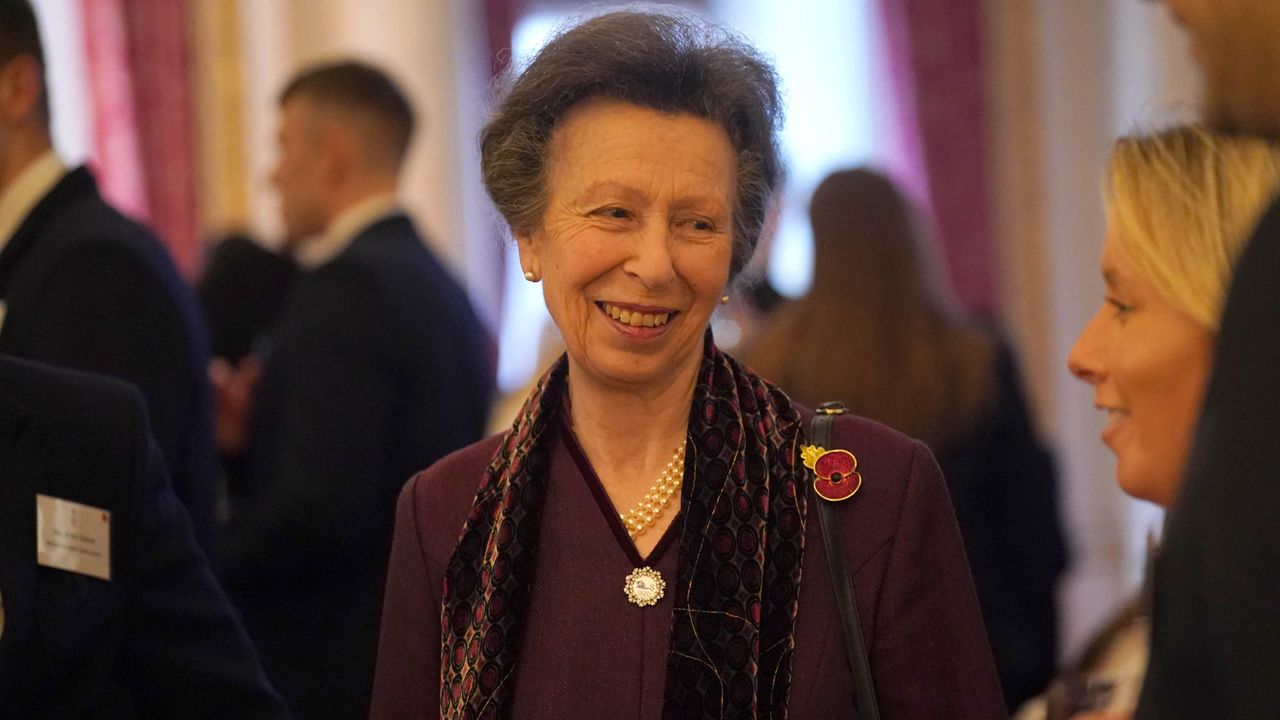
left=801, top=444, right=862, bottom=502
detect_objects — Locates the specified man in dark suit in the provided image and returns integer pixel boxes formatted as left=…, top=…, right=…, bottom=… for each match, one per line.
left=1137, top=2, right=1280, bottom=717
left=215, top=61, right=493, bottom=718
left=0, top=0, right=217, bottom=553
left=0, top=355, right=286, bottom=718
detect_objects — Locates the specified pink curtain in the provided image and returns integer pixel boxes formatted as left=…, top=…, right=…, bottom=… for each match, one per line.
left=122, top=0, right=199, bottom=278
left=80, top=0, right=149, bottom=223
left=80, top=0, right=199, bottom=279
left=877, top=0, right=996, bottom=315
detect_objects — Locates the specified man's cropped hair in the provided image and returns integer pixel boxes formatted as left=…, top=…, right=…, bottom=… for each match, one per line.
left=280, top=61, right=415, bottom=170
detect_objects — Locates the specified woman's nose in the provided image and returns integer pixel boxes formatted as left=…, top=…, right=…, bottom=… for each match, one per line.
left=624, top=221, right=677, bottom=288
left=1067, top=311, right=1107, bottom=384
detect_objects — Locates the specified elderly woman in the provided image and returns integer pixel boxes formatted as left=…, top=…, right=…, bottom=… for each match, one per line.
left=372, top=10, right=1003, bottom=719
left=1057, top=126, right=1280, bottom=719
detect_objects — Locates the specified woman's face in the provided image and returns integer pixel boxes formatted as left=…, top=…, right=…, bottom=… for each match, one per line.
left=516, top=99, right=736, bottom=394
left=1068, top=232, right=1215, bottom=507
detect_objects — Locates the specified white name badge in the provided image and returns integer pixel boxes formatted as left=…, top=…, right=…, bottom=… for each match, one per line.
left=36, top=494, right=111, bottom=581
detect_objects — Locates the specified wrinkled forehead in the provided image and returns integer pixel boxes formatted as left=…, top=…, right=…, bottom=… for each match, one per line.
left=543, top=98, right=737, bottom=200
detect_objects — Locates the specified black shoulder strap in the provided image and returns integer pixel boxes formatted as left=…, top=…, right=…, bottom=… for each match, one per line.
left=812, top=401, right=881, bottom=720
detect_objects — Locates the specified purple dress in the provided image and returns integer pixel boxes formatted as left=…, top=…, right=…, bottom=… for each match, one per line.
left=372, top=408, right=1005, bottom=718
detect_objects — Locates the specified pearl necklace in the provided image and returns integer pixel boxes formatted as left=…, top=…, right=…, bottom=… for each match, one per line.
left=620, top=441, right=687, bottom=539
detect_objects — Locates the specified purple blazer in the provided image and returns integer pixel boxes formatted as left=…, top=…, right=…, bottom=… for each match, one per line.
left=372, top=408, right=1005, bottom=719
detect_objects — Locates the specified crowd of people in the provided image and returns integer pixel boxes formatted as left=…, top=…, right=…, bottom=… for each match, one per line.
left=1, top=0, right=1279, bottom=717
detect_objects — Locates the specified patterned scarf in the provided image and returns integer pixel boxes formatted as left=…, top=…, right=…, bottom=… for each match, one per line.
left=441, top=337, right=808, bottom=719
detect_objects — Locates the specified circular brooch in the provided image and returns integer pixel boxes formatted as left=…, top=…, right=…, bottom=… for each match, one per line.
left=623, top=566, right=666, bottom=607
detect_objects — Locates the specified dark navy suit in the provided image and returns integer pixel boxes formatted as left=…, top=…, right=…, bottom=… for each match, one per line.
left=0, top=356, right=284, bottom=719
left=0, top=166, right=217, bottom=554
left=220, top=214, right=493, bottom=718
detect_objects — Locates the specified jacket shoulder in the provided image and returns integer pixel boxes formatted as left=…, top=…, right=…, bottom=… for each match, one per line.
left=0, top=358, right=144, bottom=506
left=796, top=404, right=923, bottom=477
left=0, top=356, right=141, bottom=433
left=401, top=434, right=505, bottom=561
left=794, top=403, right=937, bottom=560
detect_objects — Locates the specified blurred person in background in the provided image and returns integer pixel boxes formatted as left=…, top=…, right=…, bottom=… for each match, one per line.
left=200, top=231, right=297, bottom=493
left=744, top=167, right=1067, bottom=711
left=1136, top=2, right=1280, bottom=717
left=373, top=11, right=1004, bottom=718
left=199, top=231, right=297, bottom=365
left=0, top=355, right=285, bottom=719
left=214, top=61, right=492, bottom=718
left=1062, top=124, right=1280, bottom=719
left=0, top=0, right=218, bottom=555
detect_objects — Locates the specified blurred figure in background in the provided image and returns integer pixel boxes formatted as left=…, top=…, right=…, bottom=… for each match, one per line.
left=1136, top=3, right=1280, bottom=717
left=1061, top=125, right=1280, bottom=719
left=0, top=0, right=218, bottom=555
left=744, top=167, right=1067, bottom=711
left=0, top=355, right=286, bottom=719
left=215, top=61, right=493, bottom=718
left=199, top=232, right=297, bottom=520
left=199, top=231, right=297, bottom=365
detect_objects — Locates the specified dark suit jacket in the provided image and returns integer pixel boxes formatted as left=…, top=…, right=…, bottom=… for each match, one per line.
left=220, top=214, right=493, bottom=719
left=0, top=166, right=217, bottom=554
left=0, top=356, right=285, bottom=719
left=373, top=407, right=1005, bottom=719
left=1136, top=200, right=1280, bottom=718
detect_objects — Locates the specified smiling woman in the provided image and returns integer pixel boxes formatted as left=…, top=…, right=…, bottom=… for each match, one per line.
left=1069, top=125, right=1280, bottom=508
left=517, top=99, right=736, bottom=398
left=371, top=9, right=1004, bottom=719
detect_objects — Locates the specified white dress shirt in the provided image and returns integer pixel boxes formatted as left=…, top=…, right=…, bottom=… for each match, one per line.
left=0, top=150, right=66, bottom=252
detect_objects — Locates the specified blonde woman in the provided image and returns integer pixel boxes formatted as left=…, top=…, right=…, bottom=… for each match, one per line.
left=1057, top=125, right=1280, bottom=719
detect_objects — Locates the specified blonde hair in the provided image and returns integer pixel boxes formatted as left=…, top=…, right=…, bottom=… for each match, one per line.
left=1107, top=125, right=1280, bottom=329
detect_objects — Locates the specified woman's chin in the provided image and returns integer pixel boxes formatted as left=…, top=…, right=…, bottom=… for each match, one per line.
left=569, top=345, right=698, bottom=393
left=1115, top=463, right=1178, bottom=508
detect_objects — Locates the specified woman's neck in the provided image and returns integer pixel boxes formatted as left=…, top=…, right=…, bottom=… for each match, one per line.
left=565, top=358, right=699, bottom=547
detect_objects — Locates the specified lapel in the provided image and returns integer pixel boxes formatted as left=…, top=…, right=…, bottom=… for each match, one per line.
left=0, top=166, right=97, bottom=299
left=0, top=374, right=45, bottom=706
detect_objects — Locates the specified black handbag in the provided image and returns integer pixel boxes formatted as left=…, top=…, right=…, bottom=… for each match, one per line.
left=811, top=401, right=881, bottom=720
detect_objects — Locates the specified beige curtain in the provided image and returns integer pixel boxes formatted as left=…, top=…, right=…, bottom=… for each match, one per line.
left=190, top=0, right=250, bottom=240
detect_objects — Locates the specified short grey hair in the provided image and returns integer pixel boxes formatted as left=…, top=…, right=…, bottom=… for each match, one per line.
left=480, top=9, right=784, bottom=278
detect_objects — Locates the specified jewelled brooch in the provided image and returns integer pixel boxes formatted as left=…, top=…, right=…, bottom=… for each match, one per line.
left=623, top=566, right=666, bottom=607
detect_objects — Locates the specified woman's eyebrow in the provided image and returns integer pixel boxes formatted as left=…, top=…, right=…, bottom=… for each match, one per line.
left=577, top=181, right=648, bottom=203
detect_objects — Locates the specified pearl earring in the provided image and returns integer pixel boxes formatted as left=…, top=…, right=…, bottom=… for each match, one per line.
left=524, top=270, right=538, bottom=282
left=720, top=294, right=730, bottom=305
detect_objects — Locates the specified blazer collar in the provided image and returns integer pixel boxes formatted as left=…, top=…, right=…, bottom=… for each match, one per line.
left=0, top=167, right=99, bottom=297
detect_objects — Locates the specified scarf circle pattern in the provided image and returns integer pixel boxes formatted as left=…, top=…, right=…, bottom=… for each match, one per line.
left=440, top=338, right=808, bottom=719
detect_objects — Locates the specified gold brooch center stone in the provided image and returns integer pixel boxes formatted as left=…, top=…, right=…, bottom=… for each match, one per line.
left=624, top=566, right=666, bottom=607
